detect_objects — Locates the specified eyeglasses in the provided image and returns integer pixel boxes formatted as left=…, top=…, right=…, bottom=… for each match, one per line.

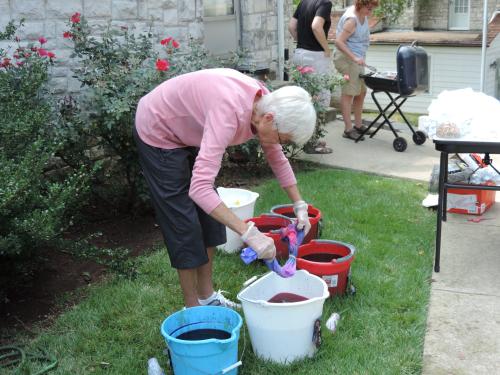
left=275, top=122, right=288, bottom=145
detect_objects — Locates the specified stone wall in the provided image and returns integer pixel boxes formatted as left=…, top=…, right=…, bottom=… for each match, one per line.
left=1, top=0, right=293, bottom=93
left=240, top=0, right=293, bottom=74
left=417, top=0, right=498, bottom=30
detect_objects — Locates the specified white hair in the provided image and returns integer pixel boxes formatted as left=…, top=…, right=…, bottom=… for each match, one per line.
left=256, top=85, right=316, bottom=145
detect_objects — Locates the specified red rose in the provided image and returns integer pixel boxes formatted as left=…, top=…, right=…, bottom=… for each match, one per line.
left=38, top=48, right=49, bottom=57
left=172, top=40, right=179, bottom=48
left=38, top=37, right=47, bottom=44
left=160, top=37, right=172, bottom=45
left=155, top=59, right=170, bottom=71
left=48, top=52, right=56, bottom=58
left=71, top=12, right=81, bottom=24
left=63, top=31, right=73, bottom=39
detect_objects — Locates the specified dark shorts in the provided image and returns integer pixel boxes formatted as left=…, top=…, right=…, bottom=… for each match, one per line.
left=133, top=127, right=226, bottom=269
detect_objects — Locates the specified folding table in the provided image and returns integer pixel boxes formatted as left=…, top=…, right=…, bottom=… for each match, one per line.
left=433, top=138, right=500, bottom=272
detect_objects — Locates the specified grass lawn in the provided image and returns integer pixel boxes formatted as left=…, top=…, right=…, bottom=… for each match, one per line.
left=364, top=110, right=422, bottom=127
left=13, top=167, right=435, bottom=375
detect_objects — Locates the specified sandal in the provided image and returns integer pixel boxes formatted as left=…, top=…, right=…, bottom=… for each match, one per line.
left=354, top=125, right=373, bottom=136
left=304, top=144, right=333, bottom=154
left=343, top=129, right=364, bottom=141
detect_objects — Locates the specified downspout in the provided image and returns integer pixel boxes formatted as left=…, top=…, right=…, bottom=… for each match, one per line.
left=238, top=0, right=244, bottom=49
left=277, top=0, right=285, bottom=80
left=479, top=0, right=488, bottom=92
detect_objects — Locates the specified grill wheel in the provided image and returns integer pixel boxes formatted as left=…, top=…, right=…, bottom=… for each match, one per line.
left=413, top=131, right=427, bottom=145
left=393, top=137, right=408, bottom=152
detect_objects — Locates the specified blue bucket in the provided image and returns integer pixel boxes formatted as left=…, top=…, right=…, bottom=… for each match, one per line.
left=161, top=306, right=243, bottom=375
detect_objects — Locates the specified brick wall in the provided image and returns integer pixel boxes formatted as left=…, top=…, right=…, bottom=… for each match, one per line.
left=1, top=0, right=293, bottom=93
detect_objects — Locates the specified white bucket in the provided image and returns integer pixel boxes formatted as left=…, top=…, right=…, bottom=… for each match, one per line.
left=237, top=270, right=329, bottom=364
left=216, top=187, right=259, bottom=253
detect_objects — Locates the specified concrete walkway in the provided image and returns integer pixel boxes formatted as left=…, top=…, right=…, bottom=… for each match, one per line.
left=301, top=119, right=500, bottom=374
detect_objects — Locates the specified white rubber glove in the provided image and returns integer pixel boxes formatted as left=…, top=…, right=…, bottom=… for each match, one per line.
left=241, top=222, right=276, bottom=260
left=293, top=200, right=311, bottom=235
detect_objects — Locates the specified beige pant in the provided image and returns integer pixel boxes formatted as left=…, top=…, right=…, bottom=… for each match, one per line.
left=292, top=48, right=333, bottom=107
left=334, top=50, right=366, bottom=96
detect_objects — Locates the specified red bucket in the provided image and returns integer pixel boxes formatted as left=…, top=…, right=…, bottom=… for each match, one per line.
left=270, top=203, right=322, bottom=244
left=297, top=240, right=355, bottom=297
left=245, top=214, right=293, bottom=259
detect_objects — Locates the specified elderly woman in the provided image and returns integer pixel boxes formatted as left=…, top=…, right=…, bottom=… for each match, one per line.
left=133, top=68, right=316, bottom=308
left=334, top=0, right=379, bottom=140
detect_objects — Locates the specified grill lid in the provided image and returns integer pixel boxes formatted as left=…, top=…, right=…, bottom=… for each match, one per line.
left=397, top=43, right=429, bottom=96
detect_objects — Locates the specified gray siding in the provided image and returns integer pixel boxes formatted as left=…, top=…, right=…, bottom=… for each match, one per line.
left=357, top=44, right=484, bottom=114
left=485, top=34, right=500, bottom=97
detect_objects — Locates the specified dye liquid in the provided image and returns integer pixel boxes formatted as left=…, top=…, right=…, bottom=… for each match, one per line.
left=268, top=292, right=309, bottom=303
left=255, top=224, right=281, bottom=233
left=301, top=253, right=342, bottom=262
left=176, top=328, right=231, bottom=341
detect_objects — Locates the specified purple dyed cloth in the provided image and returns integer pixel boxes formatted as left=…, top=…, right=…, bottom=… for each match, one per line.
left=240, top=223, right=305, bottom=278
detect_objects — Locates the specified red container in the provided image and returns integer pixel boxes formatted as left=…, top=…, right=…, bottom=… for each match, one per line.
left=270, top=203, right=322, bottom=244
left=245, top=214, right=293, bottom=259
left=447, top=183, right=496, bottom=215
left=297, top=240, right=355, bottom=297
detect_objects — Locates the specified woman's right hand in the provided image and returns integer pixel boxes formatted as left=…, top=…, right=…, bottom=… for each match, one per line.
left=241, top=222, right=276, bottom=260
left=353, top=56, right=365, bottom=66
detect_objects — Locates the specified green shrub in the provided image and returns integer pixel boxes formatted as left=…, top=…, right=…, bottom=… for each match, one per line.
left=286, top=63, right=346, bottom=155
left=0, top=21, right=91, bottom=280
left=60, top=14, right=232, bottom=211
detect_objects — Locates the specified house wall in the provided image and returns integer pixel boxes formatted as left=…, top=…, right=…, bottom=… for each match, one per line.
left=0, top=0, right=292, bottom=93
left=240, top=0, right=293, bottom=73
left=485, top=34, right=500, bottom=97
left=417, top=0, right=498, bottom=31
left=355, top=44, right=484, bottom=114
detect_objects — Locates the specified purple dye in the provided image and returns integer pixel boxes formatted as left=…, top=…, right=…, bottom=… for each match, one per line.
left=268, top=292, right=309, bottom=303
left=176, top=328, right=231, bottom=341
left=301, top=253, right=342, bottom=262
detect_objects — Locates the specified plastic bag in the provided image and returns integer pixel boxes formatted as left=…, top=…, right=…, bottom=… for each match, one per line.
left=427, top=88, right=500, bottom=140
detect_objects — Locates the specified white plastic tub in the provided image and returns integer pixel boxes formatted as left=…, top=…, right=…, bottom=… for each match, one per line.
left=237, top=270, right=329, bottom=364
left=216, top=187, right=259, bottom=253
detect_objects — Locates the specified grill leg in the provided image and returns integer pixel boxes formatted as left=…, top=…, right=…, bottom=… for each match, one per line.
left=373, top=91, right=401, bottom=139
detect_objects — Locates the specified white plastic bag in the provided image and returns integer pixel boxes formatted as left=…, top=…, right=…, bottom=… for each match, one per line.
left=427, top=88, right=500, bottom=141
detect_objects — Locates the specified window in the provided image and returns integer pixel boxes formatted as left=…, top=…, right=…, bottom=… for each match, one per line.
left=454, top=0, right=469, bottom=14
left=204, top=0, right=235, bottom=17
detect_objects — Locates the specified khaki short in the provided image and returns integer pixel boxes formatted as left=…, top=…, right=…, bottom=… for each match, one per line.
left=334, top=51, right=366, bottom=96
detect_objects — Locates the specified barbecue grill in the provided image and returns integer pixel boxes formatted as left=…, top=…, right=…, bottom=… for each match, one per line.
left=358, top=42, right=429, bottom=152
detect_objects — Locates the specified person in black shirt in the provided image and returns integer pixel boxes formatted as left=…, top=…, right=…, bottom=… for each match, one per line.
left=289, top=0, right=333, bottom=154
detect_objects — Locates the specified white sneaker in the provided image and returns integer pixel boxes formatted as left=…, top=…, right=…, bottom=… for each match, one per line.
left=198, top=290, right=241, bottom=310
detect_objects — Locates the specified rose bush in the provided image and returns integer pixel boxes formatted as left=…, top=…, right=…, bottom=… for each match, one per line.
left=284, top=63, right=346, bottom=155
left=59, top=13, right=229, bottom=211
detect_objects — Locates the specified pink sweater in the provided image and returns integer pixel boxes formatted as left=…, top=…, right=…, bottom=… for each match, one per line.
left=135, top=68, right=297, bottom=214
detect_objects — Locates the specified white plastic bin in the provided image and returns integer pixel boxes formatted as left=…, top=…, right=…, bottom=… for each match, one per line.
left=216, top=187, right=259, bottom=253
left=237, top=270, right=329, bottom=364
